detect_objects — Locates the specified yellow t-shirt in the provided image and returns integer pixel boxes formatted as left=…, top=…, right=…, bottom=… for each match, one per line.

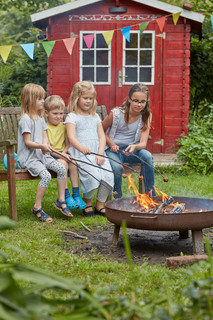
left=46, top=122, right=66, bottom=152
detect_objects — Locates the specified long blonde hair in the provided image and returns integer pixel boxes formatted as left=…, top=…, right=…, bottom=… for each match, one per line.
left=20, top=83, right=45, bottom=119
left=67, top=81, right=97, bottom=115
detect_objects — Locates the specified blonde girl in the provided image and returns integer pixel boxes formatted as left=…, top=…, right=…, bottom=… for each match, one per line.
left=65, top=81, right=114, bottom=217
left=102, top=83, right=155, bottom=198
left=17, top=83, right=72, bottom=222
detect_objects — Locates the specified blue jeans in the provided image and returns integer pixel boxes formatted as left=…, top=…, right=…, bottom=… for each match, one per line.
left=106, top=146, right=155, bottom=198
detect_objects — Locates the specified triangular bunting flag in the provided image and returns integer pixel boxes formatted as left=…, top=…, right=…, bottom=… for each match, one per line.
left=63, top=38, right=76, bottom=55
left=156, top=16, right=166, bottom=33
left=139, top=21, right=149, bottom=35
left=211, top=15, right=213, bottom=30
left=42, top=41, right=55, bottom=57
left=121, top=26, right=132, bottom=42
left=0, top=45, right=12, bottom=63
left=102, top=30, right=114, bottom=47
left=21, top=43, right=35, bottom=60
left=172, top=11, right=182, bottom=25
left=83, top=34, right=94, bottom=50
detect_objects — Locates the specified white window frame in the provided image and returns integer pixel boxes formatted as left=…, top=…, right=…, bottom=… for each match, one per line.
left=122, top=30, right=155, bottom=85
left=79, top=31, right=111, bottom=85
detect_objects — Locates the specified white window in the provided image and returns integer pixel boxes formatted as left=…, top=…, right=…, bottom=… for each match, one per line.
left=80, top=31, right=111, bottom=84
left=123, top=31, right=155, bottom=85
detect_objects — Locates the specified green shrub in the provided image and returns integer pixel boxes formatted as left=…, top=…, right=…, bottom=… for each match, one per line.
left=177, top=106, right=213, bottom=174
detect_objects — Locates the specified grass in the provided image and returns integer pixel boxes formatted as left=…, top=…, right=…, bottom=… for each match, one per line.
left=0, top=166, right=213, bottom=307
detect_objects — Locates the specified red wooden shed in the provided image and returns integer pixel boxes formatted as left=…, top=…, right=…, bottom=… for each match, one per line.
left=31, top=0, right=204, bottom=154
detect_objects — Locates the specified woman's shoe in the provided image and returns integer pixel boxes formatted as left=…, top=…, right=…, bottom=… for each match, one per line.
left=82, top=206, right=94, bottom=217
left=53, top=199, right=73, bottom=217
left=74, top=196, right=87, bottom=210
left=94, top=208, right=106, bottom=217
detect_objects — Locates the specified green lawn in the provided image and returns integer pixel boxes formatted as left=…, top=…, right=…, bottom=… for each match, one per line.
left=0, top=167, right=213, bottom=318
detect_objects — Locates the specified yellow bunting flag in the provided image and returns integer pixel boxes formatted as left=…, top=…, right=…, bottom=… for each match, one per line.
left=0, top=45, right=12, bottom=63
left=172, top=11, right=182, bottom=25
left=42, top=41, right=55, bottom=57
left=139, top=21, right=149, bottom=35
left=102, top=30, right=114, bottom=47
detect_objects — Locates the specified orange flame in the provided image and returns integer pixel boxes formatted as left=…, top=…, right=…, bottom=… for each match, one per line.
left=127, top=174, right=184, bottom=212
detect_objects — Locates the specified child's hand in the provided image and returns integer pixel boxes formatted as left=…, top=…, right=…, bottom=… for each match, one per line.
left=124, top=145, right=135, bottom=155
left=110, top=144, right=119, bottom=153
left=95, top=155, right=105, bottom=165
left=81, top=146, right=91, bottom=155
left=42, top=144, right=52, bottom=154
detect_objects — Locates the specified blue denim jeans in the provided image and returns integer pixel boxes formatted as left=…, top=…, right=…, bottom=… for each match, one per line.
left=106, top=146, right=155, bottom=198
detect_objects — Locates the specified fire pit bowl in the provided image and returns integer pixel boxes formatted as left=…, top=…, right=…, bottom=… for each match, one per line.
left=105, top=196, right=213, bottom=255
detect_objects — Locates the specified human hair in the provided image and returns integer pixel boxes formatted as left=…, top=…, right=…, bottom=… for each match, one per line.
left=44, top=95, right=65, bottom=112
left=20, top=83, right=45, bottom=119
left=121, top=83, right=151, bottom=131
left=67, top=81, right=97, bottom=115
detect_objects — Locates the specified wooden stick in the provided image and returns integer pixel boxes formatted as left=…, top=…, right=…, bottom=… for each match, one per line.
left=80, top=221, right=92, bottom=232
left=57, top=230, right=88, bottom=239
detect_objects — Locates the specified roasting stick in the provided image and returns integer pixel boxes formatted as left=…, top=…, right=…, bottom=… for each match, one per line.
left=119, top=150, right=169, bottom=182
left=50, top=148, right=124, bottom=178
left=49, top=148, right=112, bottom=192
left=90, top=152, right=141, bottom=176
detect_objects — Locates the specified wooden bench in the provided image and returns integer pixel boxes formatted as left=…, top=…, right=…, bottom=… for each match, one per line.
left=0, top=105, right=144, bottom=221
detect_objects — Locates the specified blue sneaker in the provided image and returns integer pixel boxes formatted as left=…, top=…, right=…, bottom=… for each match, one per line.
left=74, top=196, right=87, bottom=210
left=66, top=196, right=78, bottom=209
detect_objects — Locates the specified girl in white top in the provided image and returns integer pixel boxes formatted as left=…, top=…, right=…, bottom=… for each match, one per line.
left=17, top=83, right=72, bottom=222
left=65, top=81, right=114, bottom=217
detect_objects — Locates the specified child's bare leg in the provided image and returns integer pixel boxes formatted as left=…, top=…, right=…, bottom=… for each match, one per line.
left=68, top=162, right=79, bottom=187
left=83, top=189, right=95, bottom=216
left=32, top=170, right=53, bottom=223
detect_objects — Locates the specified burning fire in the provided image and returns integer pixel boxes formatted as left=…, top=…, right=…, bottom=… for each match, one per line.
left=127, top=174, right=185, bottom=213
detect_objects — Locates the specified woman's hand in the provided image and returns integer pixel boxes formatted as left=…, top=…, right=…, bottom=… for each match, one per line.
left=95, top=155, right=105, bottom=165
left=124, top=144, right=136, bottom=155
left=110, top=144, right=119, bottom=153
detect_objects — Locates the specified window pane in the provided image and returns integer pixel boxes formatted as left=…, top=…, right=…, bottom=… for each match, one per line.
left=83, top=51, right=94, bottom=65
left=97, top=34, right=108, bottom=48
left=125, top=68, right=137, bottom=82
left=96, top=67, right=108, bottom=82
left=83, top=33, right=94, bottom=49
left=126, top=50, right=137, bottom=65
left=82, top=67, right=94, bottom=81
left=126, top=33, right=138, bottom=48
left=140, top=34, right=152, bottom=48
left=96, top=50, right=108, bottom=65
left=140, top=51, right=152, bottom=65
left=140, top=68, right=151, bottom=82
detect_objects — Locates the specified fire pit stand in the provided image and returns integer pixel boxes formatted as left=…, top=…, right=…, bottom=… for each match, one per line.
left=106, top=196, right=213, bottom=256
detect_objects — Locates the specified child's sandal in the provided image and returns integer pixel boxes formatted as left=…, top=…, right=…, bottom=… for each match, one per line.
left=32, top=207, right=53, bottom=223
left=82, top=206, right=94, bottom=217
left=74, top=196, right=87, bottom=210
left=94, top=207, right=106, bottom=217
left=53, top=199, right=73, bottom=217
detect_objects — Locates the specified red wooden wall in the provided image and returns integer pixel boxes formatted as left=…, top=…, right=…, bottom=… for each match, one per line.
left=45, top=0, right=191, bottom=153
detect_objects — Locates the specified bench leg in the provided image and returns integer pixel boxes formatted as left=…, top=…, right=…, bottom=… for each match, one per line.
left=7, top=145, right=17, bottom=221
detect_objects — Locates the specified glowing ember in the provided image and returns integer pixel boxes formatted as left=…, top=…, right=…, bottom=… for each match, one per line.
left=127, top=174, right=185, bottom=213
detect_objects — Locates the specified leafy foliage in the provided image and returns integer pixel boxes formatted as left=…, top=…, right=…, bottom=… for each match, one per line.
left=177, top=106, right=213, bottom=174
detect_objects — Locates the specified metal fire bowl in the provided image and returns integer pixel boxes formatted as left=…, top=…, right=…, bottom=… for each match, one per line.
left=105, top=196, right=213, bottom=231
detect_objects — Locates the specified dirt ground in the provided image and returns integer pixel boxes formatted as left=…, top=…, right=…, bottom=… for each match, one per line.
left=63, top=223, right=213, bottom=265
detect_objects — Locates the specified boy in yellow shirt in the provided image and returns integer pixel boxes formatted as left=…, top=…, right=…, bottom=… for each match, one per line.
left=44, top=95, right=86, bottom=210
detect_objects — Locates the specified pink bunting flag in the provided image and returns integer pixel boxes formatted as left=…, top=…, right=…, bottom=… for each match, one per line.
left=156, top=16, right=166, bottom=32
left=63, top=38, right=76, bottom=55
left=83, top=34, right=94, bottom=50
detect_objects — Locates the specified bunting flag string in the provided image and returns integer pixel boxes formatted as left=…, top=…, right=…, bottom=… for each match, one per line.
left=1, top=9, right=211, bottom=64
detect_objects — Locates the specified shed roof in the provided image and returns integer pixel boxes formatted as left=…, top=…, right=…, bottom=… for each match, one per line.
left=31, top=0, right=204, bottom=31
